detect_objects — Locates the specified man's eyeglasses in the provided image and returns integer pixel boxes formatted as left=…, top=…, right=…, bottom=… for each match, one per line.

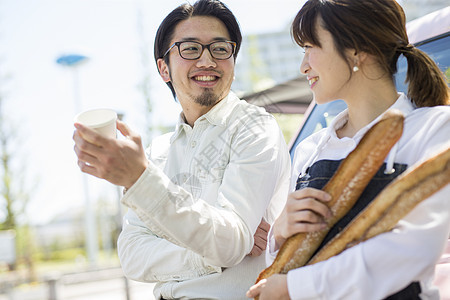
left=163, top=40, right=236, bottom=60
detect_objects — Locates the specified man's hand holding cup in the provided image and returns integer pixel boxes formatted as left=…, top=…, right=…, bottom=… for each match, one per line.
left=73, top=108, right=148, bottom=188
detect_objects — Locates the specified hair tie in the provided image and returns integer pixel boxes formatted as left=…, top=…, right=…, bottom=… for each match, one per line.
left=397, top=44, right=414, bottom=54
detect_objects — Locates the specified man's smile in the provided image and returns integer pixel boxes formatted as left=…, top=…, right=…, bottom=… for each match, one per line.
left=193, top=75, right=218, bottom=82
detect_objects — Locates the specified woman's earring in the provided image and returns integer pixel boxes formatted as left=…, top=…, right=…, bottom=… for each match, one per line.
left=353, top=65, right=359, bottom=72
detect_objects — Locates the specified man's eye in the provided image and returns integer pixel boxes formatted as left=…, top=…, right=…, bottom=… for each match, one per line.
left=182, top=46, right=200, bottom=52
left=213, top=47, right=227, bottom=53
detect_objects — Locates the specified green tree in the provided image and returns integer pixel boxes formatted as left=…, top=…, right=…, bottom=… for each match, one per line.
left=135, top=8, right=175, bottom=147
left=0, top=58, right=24, bottom=231
left=136, top=8, right=154, bottom=146
left=0, top=57, right=35, bottom=275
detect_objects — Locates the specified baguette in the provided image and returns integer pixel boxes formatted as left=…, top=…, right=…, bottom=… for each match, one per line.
left=256, top=109, right=404, bottom=284
left=308, top=146, right=450, bottom=265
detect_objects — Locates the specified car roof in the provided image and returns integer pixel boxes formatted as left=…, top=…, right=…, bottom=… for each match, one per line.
left=407, top=6, right=450, bottom=44
left=241, top=76, right=312, bottom=114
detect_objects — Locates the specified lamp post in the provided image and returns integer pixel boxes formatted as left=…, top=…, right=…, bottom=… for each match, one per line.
left=56, top=54, right=98, bottom=267
left=56, top=55, right=88, bottom=112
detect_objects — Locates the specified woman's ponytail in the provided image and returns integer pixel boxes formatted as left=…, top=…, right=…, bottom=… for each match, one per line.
left=399, top=46, right=449, bottom=107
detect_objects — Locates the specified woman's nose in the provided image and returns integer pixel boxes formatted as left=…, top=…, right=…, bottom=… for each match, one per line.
left=300, top=55, right=310, bottom=74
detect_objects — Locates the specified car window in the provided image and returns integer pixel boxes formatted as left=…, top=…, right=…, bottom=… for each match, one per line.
left=395, top=33, right=450, bottom=93
left=289, top=100, right=347, bottom=158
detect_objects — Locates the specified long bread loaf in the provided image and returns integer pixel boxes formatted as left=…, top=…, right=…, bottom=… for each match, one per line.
left=256, top=109, right=404, bottom=283
left=308, top=146, right=450, bottom=265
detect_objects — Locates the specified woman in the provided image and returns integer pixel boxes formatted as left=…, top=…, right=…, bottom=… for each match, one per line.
left=247, top=0, right=449, bottom=299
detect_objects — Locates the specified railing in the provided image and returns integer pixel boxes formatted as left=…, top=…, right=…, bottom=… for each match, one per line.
left=0, top=266, right=138, bottom=300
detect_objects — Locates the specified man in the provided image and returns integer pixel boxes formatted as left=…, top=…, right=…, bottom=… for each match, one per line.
left=73, top=0, right=290, bottom=298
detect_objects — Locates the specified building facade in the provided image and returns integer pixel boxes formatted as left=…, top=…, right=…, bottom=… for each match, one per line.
left=232, top=28, right=304, bottom=95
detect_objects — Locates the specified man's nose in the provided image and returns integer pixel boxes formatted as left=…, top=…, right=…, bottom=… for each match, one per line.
left=196, top=48, right=217, bottom=68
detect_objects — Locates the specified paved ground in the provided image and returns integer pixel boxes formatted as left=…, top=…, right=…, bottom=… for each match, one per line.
left=0, top=277, right=156, bottom=300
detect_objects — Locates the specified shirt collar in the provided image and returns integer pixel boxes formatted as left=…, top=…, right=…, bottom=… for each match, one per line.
left=199, top=91, right=240, bottom=127
left=388, top=92, right=416, bottom=113
left=169, top=91, right=240, bottom=144
left=328, top=92, right=415, bottom=140
left=170, top=113, right=188, bottom=142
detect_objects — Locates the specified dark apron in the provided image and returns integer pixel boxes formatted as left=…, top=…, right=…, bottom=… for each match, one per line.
left=296, top=159, right=420, bottom=299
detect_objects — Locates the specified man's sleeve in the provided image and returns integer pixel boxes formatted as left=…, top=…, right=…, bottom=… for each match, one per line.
left=117, top=210, right=221, bottom=282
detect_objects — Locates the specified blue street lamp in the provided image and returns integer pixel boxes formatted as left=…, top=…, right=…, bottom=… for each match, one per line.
left=56, top=54, right=98, bottom=267
left=56, top=54, right=89, bottom=113
left=56, top=54, right=88, bottom=67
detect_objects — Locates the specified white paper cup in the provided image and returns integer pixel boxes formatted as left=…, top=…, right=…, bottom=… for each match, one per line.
left=74, top=108, right=117, bottom=138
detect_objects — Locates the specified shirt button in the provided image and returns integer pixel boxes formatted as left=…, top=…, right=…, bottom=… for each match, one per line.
left=191, top=141, right=197, bottom=148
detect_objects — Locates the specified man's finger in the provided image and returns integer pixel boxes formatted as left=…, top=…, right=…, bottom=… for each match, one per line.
left=258, top=219, right=270, bottom=232
left=73, top=131, right=104, bottom=160
left=74, top=123, right=107, bottom=147
left=117, top=120, right=131, bottom=137
left=254, top=231, right=268, bottom=244
left=74, top=145, right=99, bottom=166
left=249, top=245, right=263, bottom=257
left=77, top=160, right=98, bottom=177
left=254, top=234, right=267, bottom=247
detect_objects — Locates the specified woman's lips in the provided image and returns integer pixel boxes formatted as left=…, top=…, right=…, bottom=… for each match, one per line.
left=308, top=76, right=319, bottom=87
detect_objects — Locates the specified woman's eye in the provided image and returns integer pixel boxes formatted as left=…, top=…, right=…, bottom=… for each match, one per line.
left=302, top=45, right=312, bottom=53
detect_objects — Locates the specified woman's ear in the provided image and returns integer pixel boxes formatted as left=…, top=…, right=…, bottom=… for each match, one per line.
left=350, top=50, right=369, bottom=65
left=157, top=58, right=171, bottom=82
left=356, top=51, right=368, bottom=65
left=348, top=49, right=369, bottom=70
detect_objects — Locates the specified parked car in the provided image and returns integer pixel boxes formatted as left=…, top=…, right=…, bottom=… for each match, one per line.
left=288, top=6, right=450, bottom=157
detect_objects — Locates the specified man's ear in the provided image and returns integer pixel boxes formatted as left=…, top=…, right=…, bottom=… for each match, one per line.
left=157, top=58, right=171, bottom=82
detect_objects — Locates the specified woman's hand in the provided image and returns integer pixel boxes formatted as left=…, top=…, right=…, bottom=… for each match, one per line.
left=246, top=274, right=289, bottom=299
left=273, top=188, right=332, bottom=248
left=73, top=120, right=148, bottom=189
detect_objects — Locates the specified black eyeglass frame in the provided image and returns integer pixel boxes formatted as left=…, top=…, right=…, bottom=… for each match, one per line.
left=162, top=40, right=237, bottom=60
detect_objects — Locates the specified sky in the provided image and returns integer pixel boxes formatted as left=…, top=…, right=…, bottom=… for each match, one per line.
left=0, top=0, right=306, bottom=225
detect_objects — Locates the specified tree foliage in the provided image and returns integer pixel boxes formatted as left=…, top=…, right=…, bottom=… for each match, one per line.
left=0, top=60, right=30, bottom=230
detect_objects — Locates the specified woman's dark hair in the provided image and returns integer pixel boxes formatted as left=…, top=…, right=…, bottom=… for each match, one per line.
left=154, top=0, right=242, bottom=99
left=291, top=0, right=449, bottom=107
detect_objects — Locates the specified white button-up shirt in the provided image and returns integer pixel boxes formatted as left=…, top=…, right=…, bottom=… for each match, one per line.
left=272, top=94, right=450, bottom=300
left=118, top=92, right=290, bottom=299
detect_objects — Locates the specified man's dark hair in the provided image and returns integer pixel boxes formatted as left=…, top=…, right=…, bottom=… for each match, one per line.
left=154, top=0, right=242, bottom=99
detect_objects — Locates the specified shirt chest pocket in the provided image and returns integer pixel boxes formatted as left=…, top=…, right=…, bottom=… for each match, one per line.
left=193, top=147, right=229, bottom=184
left=196, top=165, right=227, bottom=184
